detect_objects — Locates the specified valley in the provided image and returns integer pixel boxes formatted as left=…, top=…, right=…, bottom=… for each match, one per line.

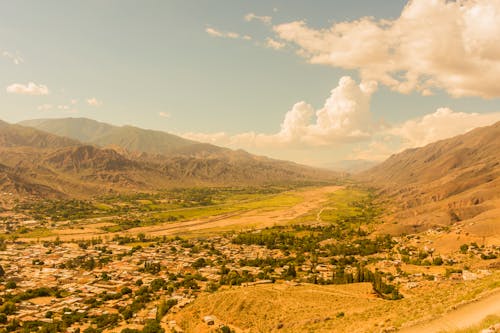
left=3, top=2, right=500, bottom=332
left=0, top=119, right=499, bottom=333
left=1, top=182, right=499, bottom=333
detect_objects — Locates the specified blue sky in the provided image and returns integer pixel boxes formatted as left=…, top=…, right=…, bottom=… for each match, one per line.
left=1, top=0, right=500, bottom=166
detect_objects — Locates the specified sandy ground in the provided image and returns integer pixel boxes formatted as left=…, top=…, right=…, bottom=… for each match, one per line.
left=25, top=186, right=342, bottom=241
left=400, top=288, right=500, bottom=333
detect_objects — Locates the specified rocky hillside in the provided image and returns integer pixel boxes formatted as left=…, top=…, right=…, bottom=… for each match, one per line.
left=361, top=121, right=500, bottom=232
left=0, top=120, right=337, bottom=202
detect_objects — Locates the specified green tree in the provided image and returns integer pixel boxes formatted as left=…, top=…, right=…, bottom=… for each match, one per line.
left=142, top=320, right=164, bottom=333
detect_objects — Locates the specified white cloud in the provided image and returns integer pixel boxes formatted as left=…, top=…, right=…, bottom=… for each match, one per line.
left=205, top=27, right=224, bottom=38
left=87, top=97, right=102, bottom=107
left=205, top=27, right=252, bottom=41
left=272, top=0, right=500, bottom=98
left=181, top=75, right=500, bottom=164
left=389, top=107, right=500, bottom=148
left=6, top=82, right=49, bottom=95
left=37, top=104, right=53, bottom=111
left=266, top=38, right=285, bottom=50
left=349, top=108, right=500, bottom=161
left=158, top=112, right=170, bottom=118
left=245, top=13, right=272, bottom=25
left=349, top=140, right=398, bottom=162
left=183, top=132, right=230, bottom=145
left=2, top=51, right=24, bottom=65
left=206, top=27, right=240, bottom=39
left=183, top=76, right=378, bottom=148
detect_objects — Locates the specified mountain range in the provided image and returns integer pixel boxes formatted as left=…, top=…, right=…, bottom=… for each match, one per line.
left=19, top=118, right=226, bottom=157
left=3, top=116, right=500, bottom=233
left=0, top=118, right=337, bottom=205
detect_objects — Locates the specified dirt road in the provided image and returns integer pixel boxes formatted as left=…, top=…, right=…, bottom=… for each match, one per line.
left=400, top=288, right=500, bottom=332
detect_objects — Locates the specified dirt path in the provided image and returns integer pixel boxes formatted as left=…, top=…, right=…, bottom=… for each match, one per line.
left=400, top=288, right=500, bottom=332
left=28, top=186, right=342, bottom=241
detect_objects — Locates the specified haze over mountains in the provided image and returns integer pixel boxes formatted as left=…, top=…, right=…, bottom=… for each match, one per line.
left=3, top=115, right=500, bottom=232
left=361, top=121, right=500, bottom=233
left=20, top=118, right=224, bottom=157
left=0, top=118, right=337, bottom=203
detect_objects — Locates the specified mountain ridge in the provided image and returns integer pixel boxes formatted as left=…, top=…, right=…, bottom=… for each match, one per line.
left=19, top=117, right=226, bottom=157
left=0, top=119, right=337, bottom=204
left=360, top=121, right=500, bottom=233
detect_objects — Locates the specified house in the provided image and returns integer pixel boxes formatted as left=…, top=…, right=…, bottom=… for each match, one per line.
left=203, top=315, right=216, bottom=325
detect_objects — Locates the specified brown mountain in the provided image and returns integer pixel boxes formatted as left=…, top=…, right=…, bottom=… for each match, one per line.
left=19, top=117, right=226, bottom=157
left=0, top=120, right=77, bottom=149
left=0, top=120, right=337, bottom=202
left=361, top=121, right=500, bottom=233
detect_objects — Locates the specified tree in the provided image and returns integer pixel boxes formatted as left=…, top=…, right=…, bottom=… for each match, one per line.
left=282, top=265, right=297, bottom=280
left=142, top=320, right=164, bottom=333
left=5, top=280, right=16, bottom=289
left=156, top=299, right=177, bottom=320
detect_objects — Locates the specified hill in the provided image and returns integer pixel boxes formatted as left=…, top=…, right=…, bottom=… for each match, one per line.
left=19, top=117, right=226, bottom=157
left=0, top=120, right=337, bottom=203
left=361, top=121, right=500, bottom=233
left=0, top=119, right=77, bottom=149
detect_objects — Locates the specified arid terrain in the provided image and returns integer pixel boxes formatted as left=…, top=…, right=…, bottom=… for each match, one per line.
left=0, top=120, right=499, bottom=333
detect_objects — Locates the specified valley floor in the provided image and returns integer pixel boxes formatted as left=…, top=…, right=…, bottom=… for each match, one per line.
left=0, top=184, right=499, bottom=333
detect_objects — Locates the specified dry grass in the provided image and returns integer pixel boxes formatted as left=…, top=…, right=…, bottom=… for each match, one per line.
left=172, top=271, right=500, bottom=333
left=441, top=315, right=500, bottom=333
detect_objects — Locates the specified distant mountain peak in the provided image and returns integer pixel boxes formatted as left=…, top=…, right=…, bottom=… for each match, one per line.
left=19, top=117, right=220, bottom=157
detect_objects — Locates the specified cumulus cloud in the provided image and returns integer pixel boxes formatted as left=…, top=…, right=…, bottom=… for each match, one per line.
left=266, top=38, right=285, bottom=50
left=245, top=13, right=272, bottom=25
left=87, top=97, right=102, bottom=107
left=158, top=112, right=170, bottom=118
left=272, top=0, right=500, bottom=98
left=2, top=51, right=24, bottom=65
left=182, top=75, right=500, bottom=163
left=184, top=76, right=378, bottom=148
left=37, top=104, right=53, bottom=111
left=6, top=82, right=49, bottom=95
left=389, top=107, right=500, bottom=148
left=349, top=140, right=398, bottom=162
left=348, top=108, right=500, bottom=161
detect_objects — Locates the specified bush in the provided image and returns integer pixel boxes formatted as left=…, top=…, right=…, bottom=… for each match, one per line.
left=432, top=256, right=443, bottom=265
left=5, top=280, right=16, bottom=289
left=142, top=320, right=164, bottom=333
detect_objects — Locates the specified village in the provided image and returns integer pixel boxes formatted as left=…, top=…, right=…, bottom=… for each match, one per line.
left=1, top=219, right=498, bottom=333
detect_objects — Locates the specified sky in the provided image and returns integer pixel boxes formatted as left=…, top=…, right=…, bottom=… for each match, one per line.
left=1, top=0, right=500, bottom=167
